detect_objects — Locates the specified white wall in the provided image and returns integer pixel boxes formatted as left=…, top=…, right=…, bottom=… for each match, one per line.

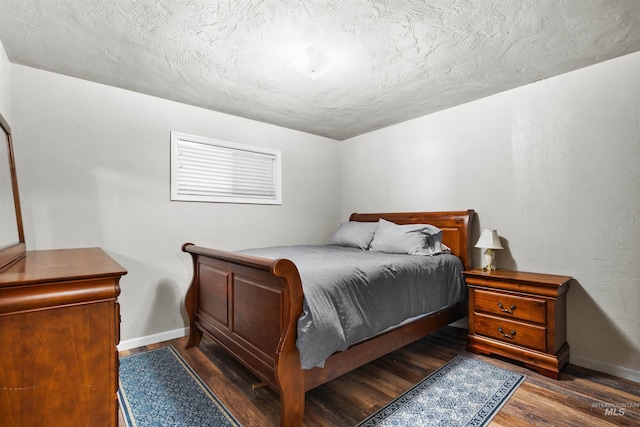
left=7, top=50, right=639, bottom=381
left=0, top=40, right=10, bottom=121
left=340, top=52, right=640, bottom=381
left=10, top=64, right=341, bottom=346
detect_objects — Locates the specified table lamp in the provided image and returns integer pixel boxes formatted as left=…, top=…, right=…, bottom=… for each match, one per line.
left=475, top=229, right=503, bottom=271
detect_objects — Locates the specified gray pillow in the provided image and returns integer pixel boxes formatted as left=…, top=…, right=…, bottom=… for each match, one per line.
left=328, top=221, right=378, bottom=250
left=369, top=218, right=443, bottom=255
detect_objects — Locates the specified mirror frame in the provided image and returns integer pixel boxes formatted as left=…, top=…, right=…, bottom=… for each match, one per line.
left=0, top=112, right=26, bottom=269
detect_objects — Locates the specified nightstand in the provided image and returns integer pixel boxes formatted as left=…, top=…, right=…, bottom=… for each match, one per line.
left=463, top=268, right=571, bottom=379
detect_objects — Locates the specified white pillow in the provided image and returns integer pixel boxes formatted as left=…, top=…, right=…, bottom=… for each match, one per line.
left=328, top=221, right=378, bottom=250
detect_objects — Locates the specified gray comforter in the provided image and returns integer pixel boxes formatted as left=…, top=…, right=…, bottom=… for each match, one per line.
left=239, top=245, right=466, bottom=369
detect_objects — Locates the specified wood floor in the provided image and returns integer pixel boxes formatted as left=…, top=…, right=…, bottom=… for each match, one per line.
left=118, top=326, right=640, bottom=426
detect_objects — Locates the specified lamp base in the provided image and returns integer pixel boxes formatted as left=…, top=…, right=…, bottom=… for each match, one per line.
left=482, top=248, right=497, bottom=271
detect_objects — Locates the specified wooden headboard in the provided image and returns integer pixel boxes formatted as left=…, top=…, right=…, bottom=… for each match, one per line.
left=349, top=210, right=476, bottom=270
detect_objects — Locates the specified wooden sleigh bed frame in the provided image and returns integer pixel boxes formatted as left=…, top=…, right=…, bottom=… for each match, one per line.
left=183, top=210, right=475, bottom=426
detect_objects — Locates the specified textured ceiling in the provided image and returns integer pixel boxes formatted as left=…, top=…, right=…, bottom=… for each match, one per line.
left=1, top=1, right=640, bottom=140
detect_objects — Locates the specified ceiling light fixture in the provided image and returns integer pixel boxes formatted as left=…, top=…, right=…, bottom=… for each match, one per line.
left=287, top=46, right=332, bottom=80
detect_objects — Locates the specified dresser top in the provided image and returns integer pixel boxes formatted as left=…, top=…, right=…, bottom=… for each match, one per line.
left=0, top=247, right=127, bottom=287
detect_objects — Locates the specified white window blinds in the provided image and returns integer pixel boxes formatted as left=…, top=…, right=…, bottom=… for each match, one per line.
left=170, top=132, right=282, bottom=204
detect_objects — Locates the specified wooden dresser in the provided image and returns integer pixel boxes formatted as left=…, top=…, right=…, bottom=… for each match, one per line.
left=464, top=268, right=571, bottom=379
left=0, top=248, right=127, bottom=427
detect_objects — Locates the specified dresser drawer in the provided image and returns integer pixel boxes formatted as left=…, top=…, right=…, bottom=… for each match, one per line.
left=474, top=312, right=547, bottom=352
left=474, top=288, right=546, bottom=324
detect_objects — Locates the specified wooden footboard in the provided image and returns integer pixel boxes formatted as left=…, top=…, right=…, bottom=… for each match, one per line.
left=183, top=209, right=475, bottom=427
left=183, top=244, right=306, bottom=426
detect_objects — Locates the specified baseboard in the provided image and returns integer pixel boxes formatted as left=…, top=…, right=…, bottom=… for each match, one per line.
left=449, top=317, right=469, bottom=329
left=570, top=355, right=640, bottom=383
left=118, top=327, right=189, bottom=351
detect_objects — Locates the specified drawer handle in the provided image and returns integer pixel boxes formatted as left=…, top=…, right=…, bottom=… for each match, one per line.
left=498, top=302, right=516, bottom=313
left=498, top=327, right=516, bottom=339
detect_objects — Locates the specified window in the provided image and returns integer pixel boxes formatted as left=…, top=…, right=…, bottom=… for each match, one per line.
left=170, top=132, right=282, bottom=205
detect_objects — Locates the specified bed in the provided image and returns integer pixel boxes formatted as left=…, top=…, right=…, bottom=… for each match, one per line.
left=183, top=210, right=475, bottom=426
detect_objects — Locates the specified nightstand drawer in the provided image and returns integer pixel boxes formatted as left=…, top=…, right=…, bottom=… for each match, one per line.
left=474, top=312, right=547, bottom=352
left=474, top=289, right=546, bottom=324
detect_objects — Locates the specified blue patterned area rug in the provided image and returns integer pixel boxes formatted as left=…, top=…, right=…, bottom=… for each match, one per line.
left=358, top=355, right=525, bottom=427
left=118, top=346, right=241, bottom=427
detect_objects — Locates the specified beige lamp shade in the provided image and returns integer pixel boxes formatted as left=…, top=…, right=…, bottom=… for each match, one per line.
left=475, top=229, right=503, bottom=250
